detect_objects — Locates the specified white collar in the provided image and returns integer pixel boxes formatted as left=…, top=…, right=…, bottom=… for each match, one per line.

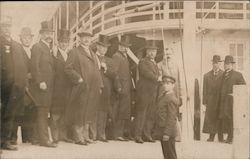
left=41, top=40, right=50, bottom=49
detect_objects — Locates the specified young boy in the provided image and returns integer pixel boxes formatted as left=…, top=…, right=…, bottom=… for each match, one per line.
left=156, top=75, right=179, bottom=159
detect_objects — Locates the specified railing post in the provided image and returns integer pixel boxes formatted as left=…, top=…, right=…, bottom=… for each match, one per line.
left=233, top=85, right=249, bottom=159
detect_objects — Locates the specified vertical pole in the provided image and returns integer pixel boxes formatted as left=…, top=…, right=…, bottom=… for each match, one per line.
left=66, top=1, right=69, bottom=30
left=182, top=1, right=197, bottom=157
left=59, top=5, right=61, bottom=30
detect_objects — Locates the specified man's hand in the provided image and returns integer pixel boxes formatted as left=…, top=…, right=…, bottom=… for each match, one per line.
left=39, top=82, right=47, bottom=90
left=163, top=135, right=170, bottom=141
left=101, top=62, right=107, bottom=72
left=78, top=78, right=83, bottom=83
left=157, top=76, right=162, bottom=82
left=117, top=87, right=122, bottom=93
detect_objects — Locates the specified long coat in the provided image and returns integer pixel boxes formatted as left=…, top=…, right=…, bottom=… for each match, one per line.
left=136, top=57, right=160, bottom=119
left=30, top=41, right=55, bottom=107
left=202, top=69, right=223, bottom=134
left=51, top=50, right=72, bottom=115
left=65, top=45, right=103, bottom=126
left=218, top=69, right=246, bottom=132
left=97, top=55, right=118, bottom=112
left=112, top=51, right=132, bottom=120
left=156, top=92, right=178, bottom=137
left=1, top=37, right=28, bottom=117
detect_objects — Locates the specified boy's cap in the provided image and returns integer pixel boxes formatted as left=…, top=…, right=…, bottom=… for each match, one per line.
left=162, top=75, right=176, bottom=84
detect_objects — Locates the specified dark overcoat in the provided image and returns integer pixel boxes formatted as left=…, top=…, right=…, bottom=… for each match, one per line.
left=156, top=92, right=178, bottom=137
left=30, top=41, right=55, bottom=107
left=112, top=51, right=132, bottom=120
left=97, top=55, right=118, bottom=112
left=1, top=37, right=28, bottom=117
left=51, top=51, right=72, bottom=115
left=65, top=45, right=103, bottom=126
left=136, top=57, right=160, bottom=119
left=202, top=69, right=223, bottom=134
left=218, top=69, right=246, bottom=132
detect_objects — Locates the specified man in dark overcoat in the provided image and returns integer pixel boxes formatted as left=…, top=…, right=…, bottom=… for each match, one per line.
left=0, top=16, right=28, bottom=150
left=65, top=29, right=103, bottom=145
left=50, top=29, right=73, bottom=144
left=112, top=35, right=132, bottom=141
left=95, top=34, right=119, bottom=142
left=11, top=27, right=34, bottom=144
left=30, top=21, right=56, bottom=147
left=202, top=55, right=224, bottom=142
left=218, top=55, right=246, bottom=144
left=135, top=40, right=161, bottom=143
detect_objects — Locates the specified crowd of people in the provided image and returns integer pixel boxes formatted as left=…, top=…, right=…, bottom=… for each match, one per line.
left=0, top=15, right=246, bottom=159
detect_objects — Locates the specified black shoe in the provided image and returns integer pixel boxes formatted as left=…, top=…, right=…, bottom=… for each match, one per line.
left=62, top=138, right=74, bottom=143
left=85, top=139, right=94, bottom=144
left=207, top=138, right=214, bottom=142
left=135, top=137, right=144, bottom=144
left=144, top=137, right=155, bottom=143
left=115, top=137, right=128, bottom=141
left=75, top=141, right=87, bottom=146
left=10, top=140, right=17, bottom=145
left=40, top=142, right=57, bottom=148
left=225, top=139, right=232, bottom=144
left=53, top=141, right=59, bottom=144
left=2, top=143, right=18, bottom=151
left=99, top=138, right=108, bottom=143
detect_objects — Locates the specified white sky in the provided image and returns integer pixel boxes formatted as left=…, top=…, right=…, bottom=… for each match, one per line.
left=1, top=1, right=60, bottom=42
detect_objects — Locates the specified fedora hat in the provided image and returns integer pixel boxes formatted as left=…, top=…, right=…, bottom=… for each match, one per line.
left=96, top=34, right=110, bottom=47
left=58, top=29, right=70, bottom=42
left=0, top=16, right=12, bottom=26
left=119, top=35, right=131, bottom=47
left=145, top=40, right=158, bottom=49
left=224, top=55, right=236, bottom=64
left=77, top=28, right=93, bottom=37
left=19, top=27, right=34, bottom=37
left=39, top=21, right=54, bottom=33
left=212, top=55, right=222, bottom=63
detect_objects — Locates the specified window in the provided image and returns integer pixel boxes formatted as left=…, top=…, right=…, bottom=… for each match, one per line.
left=219, top=13, right=243, bottom=19
left=229, top=43, right=244, bottom=71
left=125, top=15, right=153, bottom=23
left=196, top=12, right=216, bottom=19
left=169, top=2, right=183, bottom=9
left=92, top=6, right=101, bottom=17
left=219, top=2, right=243, bottom=10
left=104, top=1, right=122, bottom=10
left=61, top=2, right=67, bottom=29
left=196, top=2, right=216, bottom=9
left=169, top=12, right=183, bottom=19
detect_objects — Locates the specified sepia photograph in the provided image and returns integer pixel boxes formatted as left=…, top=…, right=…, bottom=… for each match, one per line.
left=0, top=1, right=249, bottom=159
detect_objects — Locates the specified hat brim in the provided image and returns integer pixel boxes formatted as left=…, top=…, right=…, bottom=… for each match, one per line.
left=212, top=60, right=223, bottom=63
left=96, top=41, right=110, bottom=47
left=58, top=38, right=70, bottom=43
left=224, top=61, right=236, bottom=64
left=145, top=46, right=158, bottom=50
left=119, top=42, right=131, bottom=47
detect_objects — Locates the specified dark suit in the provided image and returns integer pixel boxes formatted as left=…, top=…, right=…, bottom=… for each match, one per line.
left=1, top=36, right=28, bottom=145
left=50, top=50, right=72, bottom=142
left=135, top=57, right=160, bottom=139
left=30, top=40, right=55, bottom=144
left=202, top=69, right=223, bottom=136
left=65, top=45, right=103, bottom=142
left=112, top=51, right=132, bottom=138
left=218, top=69, right=246, bottom=140
left=156, top=92, right=178, bottom=159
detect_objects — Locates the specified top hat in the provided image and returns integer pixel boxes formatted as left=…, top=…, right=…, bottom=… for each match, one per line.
left=77, top=28, right=93, bottom=37
left=58, top=29, right=70, bottom=42
left=39, top=21, right=54, bottom=33
left=119, top=35, right=131, bottom=47
left=224, top=55, right=236, bottom=64
left=0, top=16, right=12, bottom=26
left=96, top=34, right=110, bottom=47
left=19, top=27, right=34, bottom=37
left=145, top=40, right=158, bottom=49
left=162, top=75, right=176, bottom=84
left=212, top=55, right=222, bottom=63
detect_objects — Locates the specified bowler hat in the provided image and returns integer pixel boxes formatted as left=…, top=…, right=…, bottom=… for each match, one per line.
left=39, top=21, right=54, bottom=33
left=212, top=55, right=222, bottom=63
left=224, top=55, right=236, bottom=64
left=96, top=34, right=110, bottom=47
left=119, top=35, right=131, bottom=47
left=145, top=40, right=158, bottom=49
left=58, top=29, right=70, bottom=42
left=77, top=28, right=93, bottom=37
left=19, top=27, right=34, bottom=37
left=0, top=16, right=12, bottom=26
left=162, top=75, right=176, bottom=84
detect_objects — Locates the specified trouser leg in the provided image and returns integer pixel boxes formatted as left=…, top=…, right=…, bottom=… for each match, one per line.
left=161, top=137, right=177, bottom=159
left=113, top=119, right=125, bottom=138
left=134, top=108, right=147, bottom=138
left=83, top=123, right=90, bottom=140
left=97, top=111, right=107, bottom=140
left=50, top=114, right=60, bottom=142
left=36, top=107, right=50, bottom=144
left=21, top=106, right=34, bottom=142
left=89, top=121, right=97, bottom=140
left=72, top=125, right=84, bottom=143
left=143, top=119, right=155, bottom=139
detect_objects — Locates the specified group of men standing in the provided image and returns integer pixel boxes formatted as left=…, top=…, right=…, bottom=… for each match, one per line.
left=1, top=15, right=183, bottom=153
left=202, top=55, right=246, bottom=144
